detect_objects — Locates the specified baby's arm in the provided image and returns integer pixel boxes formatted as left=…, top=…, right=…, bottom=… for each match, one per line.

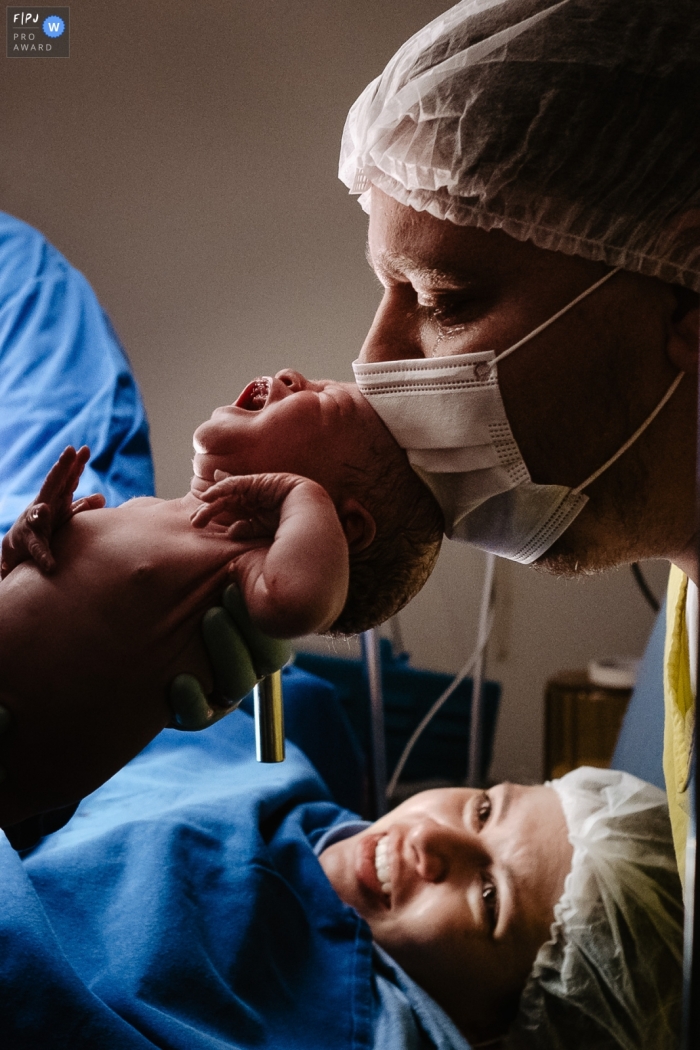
left=1, top=446, right=105, bottom=578
left=191, top=473, right=349, bottom=637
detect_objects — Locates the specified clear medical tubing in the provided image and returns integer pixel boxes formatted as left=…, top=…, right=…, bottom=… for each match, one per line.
left=386, top=549, right=496, bottom=798
left=362, top=629, right=388, bottom=817
left=340, top=0, right=700, bottom=292
left=467, top=551, right=496, bottom=788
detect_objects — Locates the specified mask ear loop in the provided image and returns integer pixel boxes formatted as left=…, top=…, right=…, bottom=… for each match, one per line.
left=490, top=267, right=622, bottom=369
left=482, top=262, right=684, bottom=495
left=572, top=370, right=685, bottom=496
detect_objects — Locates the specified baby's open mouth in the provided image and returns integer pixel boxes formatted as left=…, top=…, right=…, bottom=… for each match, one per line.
left=235, top=378, right=271, bottom=411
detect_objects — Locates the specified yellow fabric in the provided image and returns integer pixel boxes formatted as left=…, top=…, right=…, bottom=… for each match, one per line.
left=663, top=564, right=695, bottom=887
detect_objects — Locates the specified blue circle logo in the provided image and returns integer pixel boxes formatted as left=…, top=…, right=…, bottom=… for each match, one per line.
left=42, top=15, right=65, bottom=38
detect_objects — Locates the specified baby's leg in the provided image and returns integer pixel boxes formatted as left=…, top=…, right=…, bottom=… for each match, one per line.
left=191, top=473, right=348, bottom=636
left=1, top=446, right=105, bottom=578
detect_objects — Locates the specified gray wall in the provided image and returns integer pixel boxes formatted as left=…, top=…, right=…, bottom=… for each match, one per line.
left=0, top=0, right=667, bottom=782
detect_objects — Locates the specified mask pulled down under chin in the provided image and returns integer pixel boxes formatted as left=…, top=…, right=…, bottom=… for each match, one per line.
left=353, top=349, right=589, bottom=565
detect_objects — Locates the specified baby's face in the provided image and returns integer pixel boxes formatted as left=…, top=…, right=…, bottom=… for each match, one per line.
left=319, top=782, right=572, bottom=1042
left=192, top=370, right=399, bottom=504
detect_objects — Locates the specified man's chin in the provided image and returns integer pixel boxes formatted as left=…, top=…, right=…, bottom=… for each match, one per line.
left=533, top=532, right=632, bottom=579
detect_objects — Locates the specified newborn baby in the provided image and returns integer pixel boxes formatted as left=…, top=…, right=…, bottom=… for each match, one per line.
left=0, top=372, right=442, bottom=827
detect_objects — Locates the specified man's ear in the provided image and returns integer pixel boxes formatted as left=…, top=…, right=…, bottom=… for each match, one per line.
left=338, top=498, right=376, bottom=553
left=666, top=286, right=699, bottom=373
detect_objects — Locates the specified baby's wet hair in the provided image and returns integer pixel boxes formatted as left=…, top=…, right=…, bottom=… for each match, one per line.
left=327, top=441, right=443, bottom=636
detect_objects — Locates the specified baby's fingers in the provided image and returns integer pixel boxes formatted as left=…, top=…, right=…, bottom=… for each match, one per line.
left=1, top=503, right=55, bottom=578
left=25, top=528, right=57, bottom=574
left=190, top=499, right=224, bottom=528
left=70, top=493, right=106, bottom=516
left=195, top=475, right=240, bottom=505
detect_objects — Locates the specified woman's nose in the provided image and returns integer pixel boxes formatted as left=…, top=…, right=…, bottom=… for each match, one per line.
left=407, top=820, right=487, bottom=883
left=274, top=369, right=307, bottom=392
left=358, top=288, right=425, bottom=363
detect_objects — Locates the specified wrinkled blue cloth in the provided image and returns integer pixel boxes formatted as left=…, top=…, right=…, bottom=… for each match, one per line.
left=2, top=710, right=374, bottom=1049
left=0, top=211, right=154, bottom=536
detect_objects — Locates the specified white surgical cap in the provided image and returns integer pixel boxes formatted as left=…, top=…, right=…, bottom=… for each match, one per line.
left=339, top=0, right=700, bottom=291
left=507, top=767, right=683, bottom=1050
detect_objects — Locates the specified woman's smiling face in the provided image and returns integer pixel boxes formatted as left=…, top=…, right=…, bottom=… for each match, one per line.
left=319, top=782, right=572, bottom=1042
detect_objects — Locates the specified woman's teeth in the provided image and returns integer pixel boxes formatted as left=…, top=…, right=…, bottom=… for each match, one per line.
left=374, top=837, right=392, bottom=896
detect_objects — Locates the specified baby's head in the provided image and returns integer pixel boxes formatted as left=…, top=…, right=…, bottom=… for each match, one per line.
left=192, top=369, right=444, bottom=633
left=319, top=767, right=683, bottom=1048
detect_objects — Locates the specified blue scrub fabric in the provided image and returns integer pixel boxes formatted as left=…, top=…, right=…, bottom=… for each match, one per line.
left=0, top=211, right=154, bottom=536
left=1, top=709, right=374, bottom=1050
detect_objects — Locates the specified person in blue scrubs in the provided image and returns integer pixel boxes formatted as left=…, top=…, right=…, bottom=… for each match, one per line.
left=0, top=211, right=155, bottom=847
left=0, top=211, right=154, bottom=535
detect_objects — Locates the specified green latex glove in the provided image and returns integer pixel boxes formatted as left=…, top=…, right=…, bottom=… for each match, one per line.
left=168, top=585, right=292, bottom=731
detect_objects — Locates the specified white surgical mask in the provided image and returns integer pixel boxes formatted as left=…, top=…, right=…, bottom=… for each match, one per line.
left=353, top=269, right=684, bottom=564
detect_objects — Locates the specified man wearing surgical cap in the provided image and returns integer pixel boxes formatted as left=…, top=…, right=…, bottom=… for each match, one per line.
left=339, top=0, right=700, bottom=884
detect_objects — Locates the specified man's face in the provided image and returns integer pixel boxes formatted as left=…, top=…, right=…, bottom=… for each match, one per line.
left=192, top=370, right=398, bottom=505
left=319, top=782, right=572, bottom=1041
left=360, top=187, right=696, bottom=574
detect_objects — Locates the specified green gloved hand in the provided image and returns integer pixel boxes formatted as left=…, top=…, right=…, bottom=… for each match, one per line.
left=167, top=585, right=292, bottom=731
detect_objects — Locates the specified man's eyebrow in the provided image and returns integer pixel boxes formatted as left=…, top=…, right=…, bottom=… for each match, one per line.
left=367, top=246, right=477, bottom=288
left=496, top=781, right=514, bottom=825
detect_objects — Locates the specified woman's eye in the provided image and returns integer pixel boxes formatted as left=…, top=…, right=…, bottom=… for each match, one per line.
left=482, top=879, right=498, bottom=930
left=477, top=791, right=492, bottom=825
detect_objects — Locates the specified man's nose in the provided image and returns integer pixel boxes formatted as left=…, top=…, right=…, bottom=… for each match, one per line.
left=358, top=287, right=425, bottom=363
left=407, top=819, right=487, bottom=883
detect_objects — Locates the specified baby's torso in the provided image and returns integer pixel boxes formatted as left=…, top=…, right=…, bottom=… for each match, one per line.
left=1, top=496, right=235, bottom=666
left=0, top=496, right=241, bottom=823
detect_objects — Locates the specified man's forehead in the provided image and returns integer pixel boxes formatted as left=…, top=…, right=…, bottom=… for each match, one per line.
left=367, top=200, right=512, bottom=286
left=366, top=188, right=587, bottom=289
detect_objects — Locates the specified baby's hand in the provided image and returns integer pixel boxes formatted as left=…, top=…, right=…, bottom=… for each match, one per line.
left=0, top=446, right=106, bottom=579
left=190, top=470, right=308, bottom=538
left=191, top=470, right=349, bottom=637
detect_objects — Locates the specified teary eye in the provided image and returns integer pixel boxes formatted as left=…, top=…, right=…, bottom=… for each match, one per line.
left=477, top=791, right=492, bottom=826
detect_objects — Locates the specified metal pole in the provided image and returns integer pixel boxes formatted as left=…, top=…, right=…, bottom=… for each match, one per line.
left=467, top=552, right=497, bottom=788
left=361, top=628, right=387, bottom=817
left=254, top=671, right=285, bottom=763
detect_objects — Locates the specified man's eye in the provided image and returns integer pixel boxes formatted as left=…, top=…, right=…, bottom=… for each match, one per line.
left=477, top=791, right=492, bottom=825
left=418, top=296, right=475, bottom=330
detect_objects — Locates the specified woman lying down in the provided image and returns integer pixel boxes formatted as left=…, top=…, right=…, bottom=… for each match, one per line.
left=2, top=685, right=683, bottom=1050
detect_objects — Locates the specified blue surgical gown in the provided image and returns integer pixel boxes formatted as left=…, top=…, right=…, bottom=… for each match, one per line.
left=1, top=708, right=374, bottom=1049
left=0, top=211, right=154, bottom=536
